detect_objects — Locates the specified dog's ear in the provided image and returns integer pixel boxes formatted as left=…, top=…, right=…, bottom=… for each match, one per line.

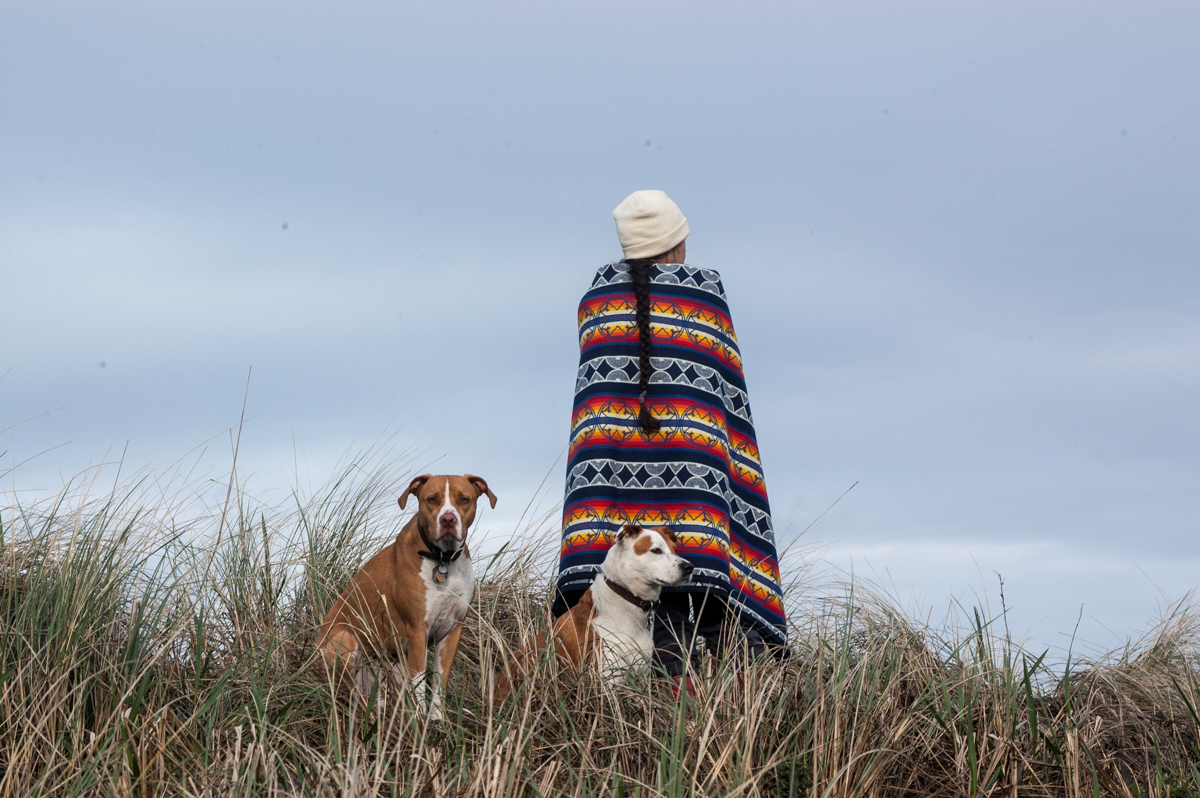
left=465, top=474, right=497, bottom=509
left=398, top=474, right=432, bottom=510
left=615, top=525, right=642, bottom=543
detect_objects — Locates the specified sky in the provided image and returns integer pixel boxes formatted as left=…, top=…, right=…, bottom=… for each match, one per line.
left=3, top=0, right=1198, bottom=656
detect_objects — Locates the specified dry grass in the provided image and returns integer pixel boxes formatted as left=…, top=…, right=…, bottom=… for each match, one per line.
left=1, top=453, right=1198, bottom=797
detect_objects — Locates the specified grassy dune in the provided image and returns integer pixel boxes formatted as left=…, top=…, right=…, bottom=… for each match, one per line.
left=1, top=455, right=1198, bottom=797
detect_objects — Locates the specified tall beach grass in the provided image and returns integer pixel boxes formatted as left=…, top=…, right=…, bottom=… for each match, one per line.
left=1, top=453, right=1198, bottom=797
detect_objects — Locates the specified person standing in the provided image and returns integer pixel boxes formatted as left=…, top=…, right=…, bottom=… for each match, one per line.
left=553, top=190, right=787, bottom=681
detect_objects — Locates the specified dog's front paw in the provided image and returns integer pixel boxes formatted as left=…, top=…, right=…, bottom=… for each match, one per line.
left=426, top=686, right=445, bottom=722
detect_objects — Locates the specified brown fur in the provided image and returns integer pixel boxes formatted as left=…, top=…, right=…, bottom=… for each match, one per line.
left=626, top=524, right=678, bottom=551
left=316, top=473, right=496, bottom=692
left=491, top=589, right=602, bottom=704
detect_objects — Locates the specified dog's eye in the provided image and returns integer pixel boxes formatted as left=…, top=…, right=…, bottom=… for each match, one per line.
left=651, top=548, right=663, bottom=554
left=457, top=497, right=469, bottom=505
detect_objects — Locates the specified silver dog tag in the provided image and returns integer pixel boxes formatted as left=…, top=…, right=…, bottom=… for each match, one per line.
left=434, top=563, right=449, bottom=584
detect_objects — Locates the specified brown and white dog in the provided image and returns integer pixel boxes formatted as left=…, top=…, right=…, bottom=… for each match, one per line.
left=317, top=473, right=496, bottom=719
left=492, top=525, right=692, bottom=704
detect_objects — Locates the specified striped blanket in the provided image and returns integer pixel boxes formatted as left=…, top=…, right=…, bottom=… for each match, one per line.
left=553, top=261, right=787, bottom=645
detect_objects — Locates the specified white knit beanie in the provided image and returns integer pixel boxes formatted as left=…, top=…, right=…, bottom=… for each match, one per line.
left=612, top=190, right=690, bottom=259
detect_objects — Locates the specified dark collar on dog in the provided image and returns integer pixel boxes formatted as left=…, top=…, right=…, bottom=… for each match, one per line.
left=416, top=519, right=463, bottom=565
left=604, top=576, right=659, bottom=612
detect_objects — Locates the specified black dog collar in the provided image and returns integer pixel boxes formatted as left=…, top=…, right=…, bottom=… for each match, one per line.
left=604, top=575, right=660, bottom=612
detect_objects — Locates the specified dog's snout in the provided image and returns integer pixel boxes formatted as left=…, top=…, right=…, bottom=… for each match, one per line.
left=680, top=561, right=694, bottom=579
left=439, top=511, right=457, bottom=528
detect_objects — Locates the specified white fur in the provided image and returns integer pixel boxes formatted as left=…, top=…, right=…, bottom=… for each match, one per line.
left=415, top=550, right=473, bottom=719
left=588, top=528, right=691, bottom=687
left=423, top=554, right=474, bottom=645
left=436, top=478, right=464, bottom=541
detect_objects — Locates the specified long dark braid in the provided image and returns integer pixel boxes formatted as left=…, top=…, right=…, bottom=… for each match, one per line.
left=625, top=258, right=661, bottom=433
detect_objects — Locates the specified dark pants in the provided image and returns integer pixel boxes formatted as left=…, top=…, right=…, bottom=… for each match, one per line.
left=652, top=591, right=767, bottom=677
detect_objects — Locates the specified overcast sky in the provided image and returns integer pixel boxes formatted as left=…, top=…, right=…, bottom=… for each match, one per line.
left=3, top=0, right=1198, bottom=655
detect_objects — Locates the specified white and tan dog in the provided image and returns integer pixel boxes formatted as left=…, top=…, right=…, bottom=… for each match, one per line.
left=317, top=473, right=496, bottom=718
left=492, top=525, right=692, bottom=703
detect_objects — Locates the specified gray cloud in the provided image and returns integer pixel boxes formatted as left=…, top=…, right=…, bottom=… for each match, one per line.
left=3, top=0, right=1198, bottom=653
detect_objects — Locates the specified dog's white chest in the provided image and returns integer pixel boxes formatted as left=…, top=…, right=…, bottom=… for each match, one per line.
left=590, top=593, right=655, bottom=682
left=422, top=556, right=474, bottom=642
left=595, top=619, right=654, bottom=677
